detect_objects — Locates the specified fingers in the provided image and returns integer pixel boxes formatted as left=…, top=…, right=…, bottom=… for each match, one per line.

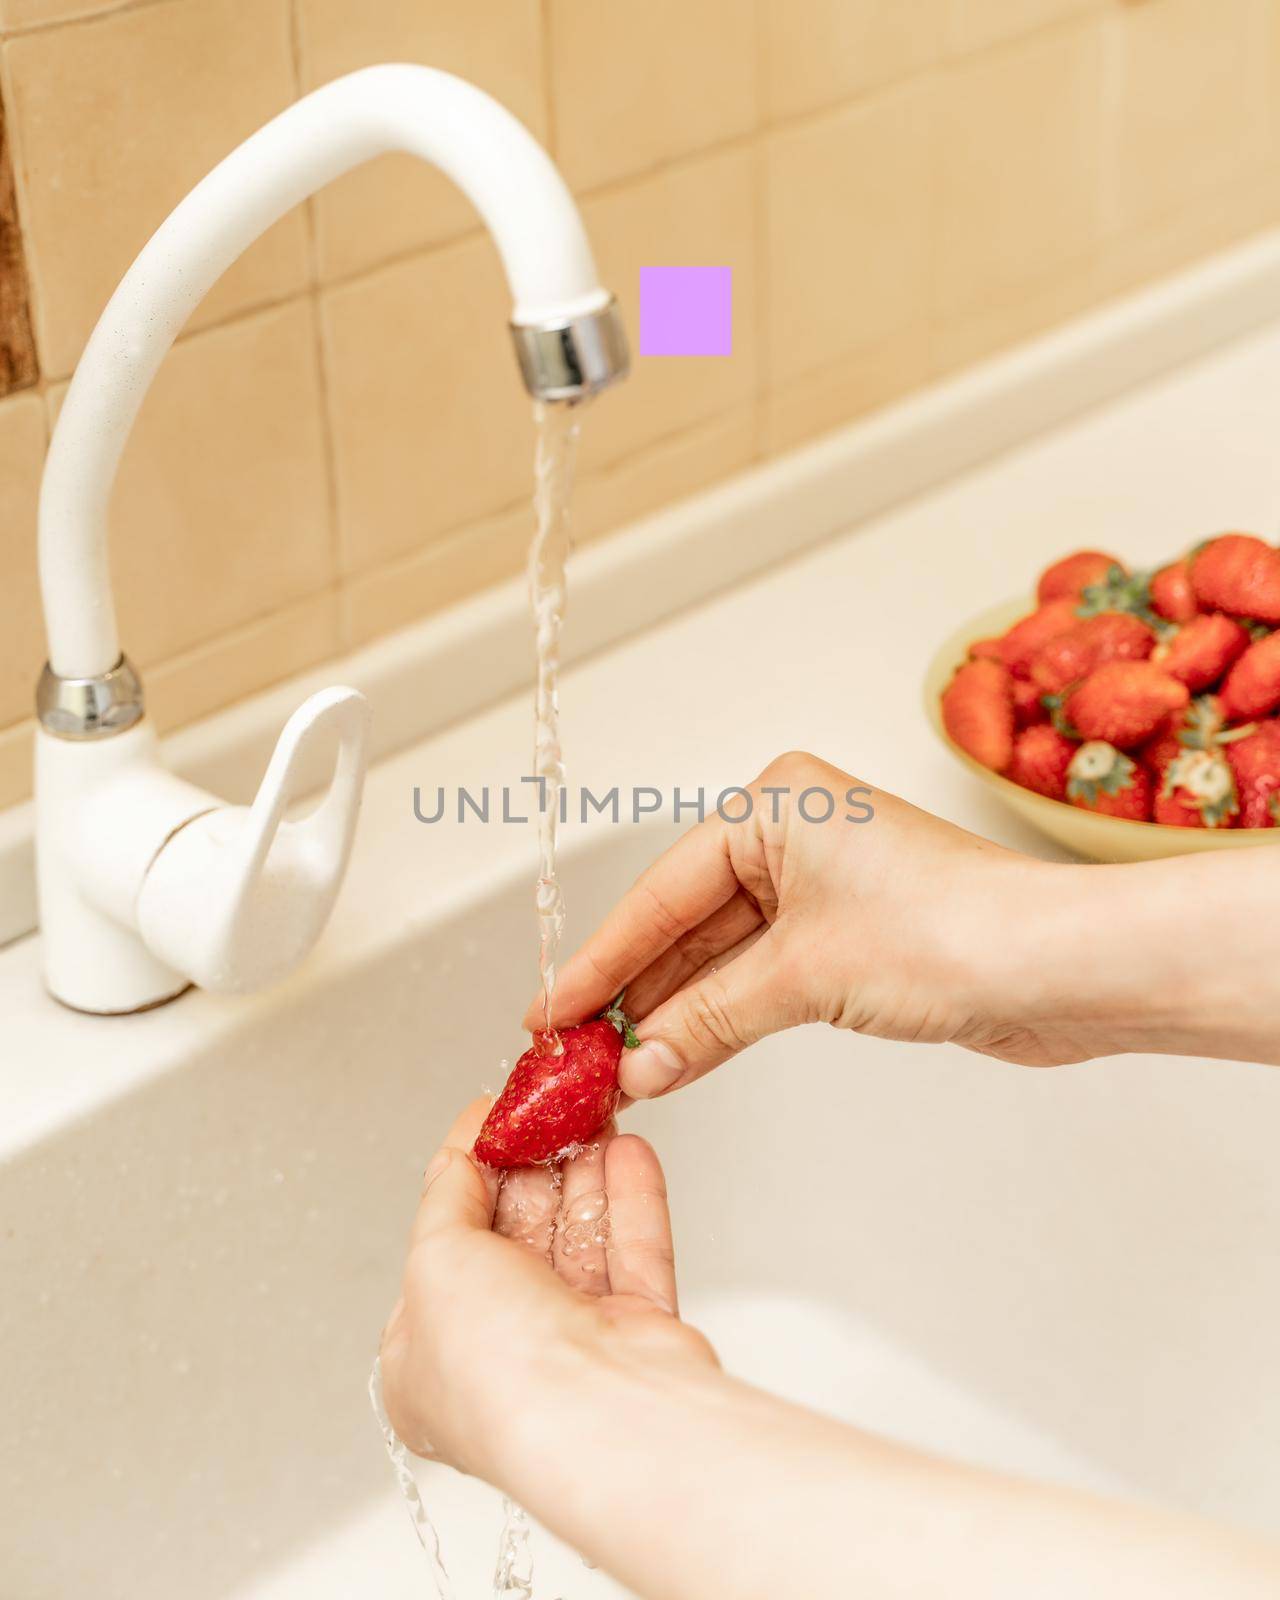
left=408, top=1098, right=500, bottom=1251
left=522, top=815, right=738, bottom=1031
left=552, top=1125, right=615, bottom=1293
left=622, top=888, right=765, bottom=1019
left=493, top=1164, right=560, bottom=1261
left=619, top=934, right=795, bottom=1099
left=603, top=1135, right=678, bottom=1314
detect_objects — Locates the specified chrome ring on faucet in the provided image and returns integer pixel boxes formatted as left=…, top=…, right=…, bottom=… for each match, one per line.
left=37, top=655, right=145, bottom=740
left=510, top=295, right=630, bottom=402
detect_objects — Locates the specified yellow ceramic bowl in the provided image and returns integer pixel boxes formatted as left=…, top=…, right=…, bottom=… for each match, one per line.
left=924, top=597, right=1280, bottom=863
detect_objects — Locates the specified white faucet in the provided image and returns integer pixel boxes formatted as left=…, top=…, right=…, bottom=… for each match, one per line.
left=34, top=65, right=628, bottom=1015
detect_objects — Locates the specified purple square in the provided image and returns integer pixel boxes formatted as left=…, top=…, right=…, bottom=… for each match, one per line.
left=639, top=266, right=732, bottom=357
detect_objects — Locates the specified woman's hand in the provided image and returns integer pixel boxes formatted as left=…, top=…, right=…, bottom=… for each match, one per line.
left=378, top=1099, right=715, bottom=1483
left=527, top=751, right=1280, bottom=1097
left=378, top=1105, right=1280, bottom=1600
left=526, top=750, right=1085, bottom=1094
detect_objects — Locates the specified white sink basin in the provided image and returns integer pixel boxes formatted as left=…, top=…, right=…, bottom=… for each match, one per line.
left=5, top=244, right=1280, bottom=1597
left=5, top=817, right=1278, bottom=1599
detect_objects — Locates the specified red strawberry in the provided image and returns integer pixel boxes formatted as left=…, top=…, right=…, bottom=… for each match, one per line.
left=1218, top=630, right=1280, bottom=721
left=1189, top=534, right=1280, bottom=624
left=941, top=658, right=1015, bottom=772
left=1151, top=612, right=1249, bottom=692
left=1139, top=695, right=1228, bottom=775
left=1036, top=550, right=1124, bottom=605
left=997, top=599, right=1078, bottom=679
left=1063, top=662, right=1189, bottom=748
left=1066, top=742, right=1152, bottom=820
left=1152, top=747, right=1239, bottom=830
left=1226, top=721, right=1280, bottom=830
left=968, top=636, right=1005, bottom=663
left=1141, top=726, right=1182, bottom=778
left=1008, top=724, right=1075, bottom=799
left=1013, top=676, right=1049, bottom=727
left=1149, top=559, right=1198, bottom=623
left=1030, top=612, right=1155, bottom=694
left=474, top=1005, right=638, bottom=1168
left=1153, top=791, right=1207, bottom=828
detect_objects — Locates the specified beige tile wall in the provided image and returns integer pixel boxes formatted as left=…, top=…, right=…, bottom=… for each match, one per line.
left=0, top=0, right=1278, bottom=806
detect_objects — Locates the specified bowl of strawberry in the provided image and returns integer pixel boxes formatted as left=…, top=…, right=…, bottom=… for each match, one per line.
left=926, top=534, right=1280, bottom=862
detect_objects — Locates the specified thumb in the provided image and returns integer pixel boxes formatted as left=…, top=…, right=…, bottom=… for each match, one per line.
left=620, top=937, right=791, bottom=1099
left=407, top=1098, right=499, bottom=1250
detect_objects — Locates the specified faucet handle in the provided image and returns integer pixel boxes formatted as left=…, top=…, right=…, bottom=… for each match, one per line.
left=136, top=686, right=371, bottom=993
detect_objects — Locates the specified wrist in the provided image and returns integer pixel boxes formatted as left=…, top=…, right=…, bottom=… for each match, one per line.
left=1006, top=854, right=1280, bottom=1064
left=483, top=1325, right=728, bottom=1509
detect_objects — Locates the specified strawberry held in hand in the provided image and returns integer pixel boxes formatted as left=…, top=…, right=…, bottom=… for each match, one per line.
left=474, top=1000, right=639, bottom=1169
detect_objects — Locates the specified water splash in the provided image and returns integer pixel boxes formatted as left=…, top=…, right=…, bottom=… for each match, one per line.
left=558, top=1189, right=612, bottom=1258
left=368, top=1358, right=454, bottom=1600
left=495, top=1164, right=563, bottom=1263
left=528, top=400, right=585, bottom=1049
left=373, top=406, right=588, bottom=1600
left=492, top=1497, right=536, bottom=1598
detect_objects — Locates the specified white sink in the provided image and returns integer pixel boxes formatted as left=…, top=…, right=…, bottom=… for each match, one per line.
left=5, top=245, right=1280, bottom=1597
left=6, top=815, right=1278, bottom=1598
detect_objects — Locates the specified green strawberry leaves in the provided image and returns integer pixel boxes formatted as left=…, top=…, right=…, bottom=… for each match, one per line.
left=1075, top=564, right=1158, bottom=626
left=1066, top=744, right=1136, bottom=805
left=1162, top=748, right=1239, bottom=828
left=1041, top=692, right=1079, bottom=739
left=603, top=994, right=641, bottom=1049
left=1177, top=695, right=1254, bottom=750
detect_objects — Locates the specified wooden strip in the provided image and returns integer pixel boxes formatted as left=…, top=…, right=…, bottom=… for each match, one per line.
left=0, top=90, right=37, bottom=395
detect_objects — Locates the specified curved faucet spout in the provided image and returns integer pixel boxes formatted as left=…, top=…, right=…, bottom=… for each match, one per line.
left=39, top=63, right=627, bottom=682
left=33, top=64, right=627, bottom=1016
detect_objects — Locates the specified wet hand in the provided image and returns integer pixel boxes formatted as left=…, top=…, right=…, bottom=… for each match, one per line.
left=524, top=751, right=1117, bottom=1096
left=378, top=1099, right=716, bottom=1483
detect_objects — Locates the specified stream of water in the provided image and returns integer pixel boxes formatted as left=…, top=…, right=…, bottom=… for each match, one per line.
left=528, top=399, right=584, bottom=1049
left=372, top=400, right=587, bottom=1598
left=369, top=1359, right=455, bottom=1599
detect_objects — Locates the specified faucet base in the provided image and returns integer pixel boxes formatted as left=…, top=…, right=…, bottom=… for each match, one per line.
left=45, top=979, right=192, bottom=1018
left=35, top=721, right=210, bottom=1014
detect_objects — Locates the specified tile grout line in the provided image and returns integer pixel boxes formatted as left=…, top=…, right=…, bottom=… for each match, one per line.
left=539, top=0, right=558, bottom=159
left=751, top=0, right=769, bottom=458
left=35, top=0, right=1241, bottom=392
left=22, top=140, right=1280, bottom=404
left=3, top=0, right=1278, bottom=735
left=0, top=0, right=177, bottom=41
left=0, top=35, right=49, bottom=409
left=344, top=401, right=757, bottom=589
left=0, top=393, right=756, bottom=755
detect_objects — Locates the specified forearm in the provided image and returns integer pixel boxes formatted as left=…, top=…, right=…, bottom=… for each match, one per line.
left=490, top=1347, right=1279, bottom=1600
left=1015, top=849, right=1280, bottom=1067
